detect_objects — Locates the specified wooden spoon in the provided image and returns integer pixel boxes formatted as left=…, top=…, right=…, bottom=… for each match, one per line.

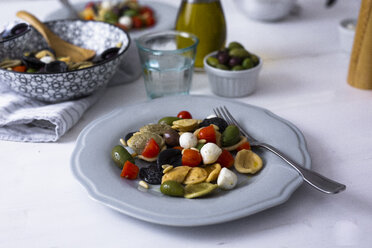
left=16, top=10, right=95, bottom=62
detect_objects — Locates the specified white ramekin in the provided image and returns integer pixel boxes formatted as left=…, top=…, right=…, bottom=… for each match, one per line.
left=203, top=51, right=263, bottom=98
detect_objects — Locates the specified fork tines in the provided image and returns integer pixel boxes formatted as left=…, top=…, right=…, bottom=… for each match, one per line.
left=213, top=106, right=256, bottom=142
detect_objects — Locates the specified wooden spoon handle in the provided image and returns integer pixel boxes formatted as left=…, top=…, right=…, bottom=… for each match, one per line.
left=16, top=10, right=96, bottom=62
left=16, top=10, right=54, bottom=46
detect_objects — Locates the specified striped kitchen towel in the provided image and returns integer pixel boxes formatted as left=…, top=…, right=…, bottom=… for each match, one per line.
left=0, top=84, right=104, bottom=142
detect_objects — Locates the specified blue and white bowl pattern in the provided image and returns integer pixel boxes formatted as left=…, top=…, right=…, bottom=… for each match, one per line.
left=0, top=23, right=32, bottom=59
left=0, top=20, right=130, bottom=102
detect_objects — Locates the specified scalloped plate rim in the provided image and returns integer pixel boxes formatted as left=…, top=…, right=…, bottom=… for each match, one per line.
left=70, top=95, right=311, bottom=226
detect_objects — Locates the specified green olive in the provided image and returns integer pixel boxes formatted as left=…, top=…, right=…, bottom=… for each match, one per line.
left=221, top=125, right=241, bottom=147
left=160, top=180, right=185, bottom=197
left=158, top=116, right=180, bottom=125
left=216, top=64, right=229, bottom=70
left=207, top=56, right=219, bottom=67
left=228, top=41, right=244, bottom=50
left=103, top=11, right=118, bottom=24
left=229, top=48, right=250, bottom=58
left=232, top=65, right=245, bottom=71
left=111, top=145, right=135, bottom=169
left=196, top=143, right=205, bottom=151
left=251, top=54, right=259, bottom=66
left=242, top=57, right=254, bottom=69
left=123, top=9, right=138, bottom=17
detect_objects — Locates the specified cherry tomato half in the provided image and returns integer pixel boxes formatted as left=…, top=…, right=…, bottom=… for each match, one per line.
left=132, top=16, right=143, bottom=29
left=217, top=149, right=234, bottom=168
left=121, top=161, right=139, bottom=179
left=237, top=141, right=251, bottom=151
left=197, top=125, right=216, bottom=143
left=177, top=111, right=192, bottom=119
left=12, top=65, right=27, bottom=72
left=172, top=146, right=183, bottom=151
left=141, top=138, right=160, bottom=158
left=139, top=6, right=154, bottom=16
left=182, top=149, right=202, bottom=167
left=144, top=16, right=155, bottom=27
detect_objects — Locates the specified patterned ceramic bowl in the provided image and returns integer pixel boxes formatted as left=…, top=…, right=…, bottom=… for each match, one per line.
left=0, top=22, right=33, bottom=58
left=0, top=19, right=130, bottom=102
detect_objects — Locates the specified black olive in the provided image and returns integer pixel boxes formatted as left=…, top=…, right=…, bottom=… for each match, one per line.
left=90, top=55, right=102, bottom=64
left=120, top=6, right=130, bottom=15
left=163, top=129, right=180, bottom=147
left=101, top=47, right=120, bottom=61
left=229, top=56, right=243, bottom=68
left=37, top=66, right=46, bottom=73
left=22, top=55, right=45, bottom=69
left=10, top=23, right=28, bottom=36
left=199, top=117, right=228, bottom=133
left=112, top=6, right=122, bottom=16
left=124, top=131, right=136, bottom=143
left=44, top=61, right=68, bottom=73
left=157, top=149, right=182, bottom=169
left=139, top=164, right=162, bottom=185
left=217, top=50, right=230, bottom=65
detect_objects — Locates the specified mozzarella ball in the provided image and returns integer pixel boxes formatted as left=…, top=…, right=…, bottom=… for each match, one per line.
left=200, top=142, right=222, bottom=164
left=40, top=56, right=54, bottom=64
left=217, top=167, right=238, bottom=190
left=179, top=132, right=197, bottom=149
left=119, top=16, right=132, bottom=28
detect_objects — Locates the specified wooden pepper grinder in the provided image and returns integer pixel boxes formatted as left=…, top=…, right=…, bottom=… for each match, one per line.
left=347, top=0, right=372, bottom=89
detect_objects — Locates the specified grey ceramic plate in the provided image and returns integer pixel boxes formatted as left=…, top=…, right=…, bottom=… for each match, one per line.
left=71, top=95, right=311, bottom=226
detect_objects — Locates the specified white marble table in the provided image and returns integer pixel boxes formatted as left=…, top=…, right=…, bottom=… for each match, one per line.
left=1, top=0, right=371, bottom=247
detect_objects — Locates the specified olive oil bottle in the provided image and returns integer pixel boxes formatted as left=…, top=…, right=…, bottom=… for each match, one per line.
left=175, top=0, right=226, bottom=69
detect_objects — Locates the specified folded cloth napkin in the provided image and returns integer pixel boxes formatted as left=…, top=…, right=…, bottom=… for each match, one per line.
left=0, top=83, right=104, bottom=142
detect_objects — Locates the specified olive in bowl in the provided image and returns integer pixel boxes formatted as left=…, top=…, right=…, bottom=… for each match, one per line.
left=0, top=22, right=32, bottom=59
left=203, top=42, right=262, bottom=97
left=0, top=20, right=130, bottom=103
left=207, top=41, right=259, bottom=71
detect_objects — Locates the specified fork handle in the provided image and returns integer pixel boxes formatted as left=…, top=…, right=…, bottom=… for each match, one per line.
left=256, top=143, right=346, bottom=194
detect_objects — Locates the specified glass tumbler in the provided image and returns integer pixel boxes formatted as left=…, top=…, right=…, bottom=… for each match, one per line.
left=136, top=30, right=199, bottom=99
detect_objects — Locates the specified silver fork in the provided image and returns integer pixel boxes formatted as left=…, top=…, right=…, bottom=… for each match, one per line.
left=214, top=106, right=346, bottom=194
